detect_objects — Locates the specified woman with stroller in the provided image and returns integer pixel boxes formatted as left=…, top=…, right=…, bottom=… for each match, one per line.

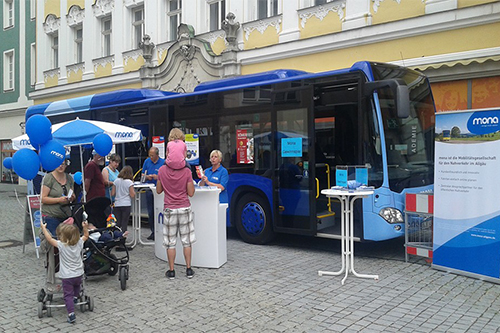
left=111, top=165, right=135, bottom=238
left=40, top=219, right=89, bottom=324
left=41, top=159, right=76, bottom=235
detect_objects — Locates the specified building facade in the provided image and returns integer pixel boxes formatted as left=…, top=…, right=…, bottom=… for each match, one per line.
left=0, top=0, right=36, bottom=183
left=2, top=0, right=500, bottom=182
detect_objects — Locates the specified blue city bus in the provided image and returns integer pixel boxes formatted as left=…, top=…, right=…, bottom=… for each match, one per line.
left=25, top=61, right=435, bottom=244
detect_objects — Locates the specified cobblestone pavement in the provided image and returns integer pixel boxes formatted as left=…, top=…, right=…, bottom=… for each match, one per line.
left=1, top=183, right=500, bottom=332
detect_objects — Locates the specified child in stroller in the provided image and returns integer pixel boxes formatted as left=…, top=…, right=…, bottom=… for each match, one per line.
left=74, top=197, right=130, bottom=291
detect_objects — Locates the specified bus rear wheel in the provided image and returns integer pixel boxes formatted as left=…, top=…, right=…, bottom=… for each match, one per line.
left=234, top=193, right=274, bottom=245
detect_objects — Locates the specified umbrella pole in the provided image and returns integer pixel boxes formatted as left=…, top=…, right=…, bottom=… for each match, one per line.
left=80, top=145, right=86, bottom=203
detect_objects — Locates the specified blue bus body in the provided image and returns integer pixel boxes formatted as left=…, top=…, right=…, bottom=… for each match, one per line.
left=25, top=61, right=435, bottom=244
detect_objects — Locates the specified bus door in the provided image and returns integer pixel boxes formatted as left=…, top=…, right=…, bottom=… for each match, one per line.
left=313, top=77, right=363, bottom=239
left=273, top=86, right=316, bottom=235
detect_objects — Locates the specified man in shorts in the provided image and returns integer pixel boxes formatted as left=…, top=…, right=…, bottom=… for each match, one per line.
left=156, top=152, right=195, bottom=279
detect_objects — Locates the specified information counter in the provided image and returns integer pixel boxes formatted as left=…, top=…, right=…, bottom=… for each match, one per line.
left=154, top=187, right=227, bottom=269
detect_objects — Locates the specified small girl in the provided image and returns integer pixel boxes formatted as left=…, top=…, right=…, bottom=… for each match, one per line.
left=111, top=166, right=135, bottom=235
left=40, top=219, right=89, bottom=324
left=166, top=128, right=189, bottom=169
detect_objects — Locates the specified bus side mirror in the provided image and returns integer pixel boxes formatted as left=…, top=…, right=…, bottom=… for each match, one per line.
left=364, top=79, right=410, bottom=119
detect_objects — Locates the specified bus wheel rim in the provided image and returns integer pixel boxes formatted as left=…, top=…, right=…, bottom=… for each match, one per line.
left=241, top=202, right=265, bottom=236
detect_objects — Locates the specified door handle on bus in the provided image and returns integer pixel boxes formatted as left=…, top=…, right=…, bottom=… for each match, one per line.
left=316, top=178, right=319, bottom=198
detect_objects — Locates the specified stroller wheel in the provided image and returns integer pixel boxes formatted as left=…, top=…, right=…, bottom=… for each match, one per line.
left=46, top=301, right=52, bottom=317
left=80, top=298, right=86, bottom=313
left=37, top=289, right=45, bottom=303
left=87, top=296, right=94, bottom=311
left=37, top=302, right=44, bottom=318
left=119, top=266, right=127, bottom=291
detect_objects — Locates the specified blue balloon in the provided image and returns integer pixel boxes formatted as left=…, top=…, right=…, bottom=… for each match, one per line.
left=12, top=149, right=40, bottom=180
left=93, top=133, right=113, bottom=157
left=73, top=171, right=83, bottom=185
left=3, top=157, right=13, bottom=170
left=39, top=140, right=66, bottom=171
left=26, top=115, right=52, bottom=147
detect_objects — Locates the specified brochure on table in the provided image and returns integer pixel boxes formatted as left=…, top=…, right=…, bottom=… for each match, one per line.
left=433, top=109, right=500, bottom=282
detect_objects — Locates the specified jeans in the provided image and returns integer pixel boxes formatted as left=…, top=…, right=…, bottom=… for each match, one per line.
left=145, top=190, right=155, bottom=234
left=44, top=216, right=65, bottom=236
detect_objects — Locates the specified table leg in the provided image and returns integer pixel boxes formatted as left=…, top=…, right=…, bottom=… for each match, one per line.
left=348, top=195, right=379, bottom=281
left=318, top=195, right=346, bottom=277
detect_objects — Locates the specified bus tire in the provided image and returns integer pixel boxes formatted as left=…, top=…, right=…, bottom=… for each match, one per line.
left=234, top=193, right=274, bottom=245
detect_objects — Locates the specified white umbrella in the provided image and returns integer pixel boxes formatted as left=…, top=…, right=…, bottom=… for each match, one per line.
left=12, top=118, right=143, bottom=202
left=12, top=118, right=142, bottom=150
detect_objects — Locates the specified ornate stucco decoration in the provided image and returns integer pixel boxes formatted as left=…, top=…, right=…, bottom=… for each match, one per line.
left=43, top=68, right=60, bottom=81
left=299, top=1, right=346, bottom=28
left=123, top=49, right=142, bottom=66
left=123, top=0, right=144, bottom=8
left=243, top=17, right=281, bottom=41
left=93, top=0, right=115, bottom=18
left=92, top=55, right=115, bottom=71
left=67, top=5, right=85, bottom=27
left=372, top=0, right=401, bottom=13
left=222, top=12, right=240, bottom=51
left=43, top=14, right=60, bottom=34
left=139, top=34, right=155, bottom=66
left=207, top=31, right=226, bottom=46
left=66, top=63, right=85, bottom=75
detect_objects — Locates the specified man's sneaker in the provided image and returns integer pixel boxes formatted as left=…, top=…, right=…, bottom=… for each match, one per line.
left=186, top=267, right=195, bottom=279
left=67, top=312, right=76, bottom=324
left=147, top=233, right=155, bottom=240
left=165, top=270, right=175, bottom=280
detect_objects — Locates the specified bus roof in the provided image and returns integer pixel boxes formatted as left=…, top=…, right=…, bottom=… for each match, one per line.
left=25, top=89, right=176, bottom=121
left=25, top=61, right=377, bottom=120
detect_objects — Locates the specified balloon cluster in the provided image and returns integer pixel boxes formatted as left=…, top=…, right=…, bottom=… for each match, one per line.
left=7, top=115, right=114, bottom=181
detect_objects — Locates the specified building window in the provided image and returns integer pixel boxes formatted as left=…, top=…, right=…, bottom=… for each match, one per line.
left=3, top=50, right=14, bottom=91
left=51, top=34, right=59, bottom=68
left=3, top=0, right=14, bottom=28
left=209, top=0, right=225, bottom=31
left=258, top=0, right=278, bottom=19
left=30, top=43, right=36, bottom=86
left=74, top=26, right=83, bottom=63
left=30, top=0, right=36, bottom=20
left=168, top=0, right=182, bottom=41
left=315, top=0, right=328, bottom=5
left=132, top=6, right=144, bottom=49
left=101, top=16, right=112, bottom=57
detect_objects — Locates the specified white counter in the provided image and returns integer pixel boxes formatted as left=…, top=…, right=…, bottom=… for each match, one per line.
left=154, top=186, right=227, bottom=268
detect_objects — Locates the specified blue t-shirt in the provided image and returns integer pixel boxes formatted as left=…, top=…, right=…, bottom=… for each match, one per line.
left=204, top=165, right=229, bottom=203
left=142, top=157, right=165, bottom=185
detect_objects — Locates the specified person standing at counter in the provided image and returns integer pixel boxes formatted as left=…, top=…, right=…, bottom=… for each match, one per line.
left=111, top=165, right=135, bottom=235
left=156, top=141, right=196, bottom=280
left=84, top=151, right=105, bottom=202
left=102, top=153, right=121, bottom=203
left=142, top=147, right=165, bottom=240
left=199, top=150, right=229, bottom=204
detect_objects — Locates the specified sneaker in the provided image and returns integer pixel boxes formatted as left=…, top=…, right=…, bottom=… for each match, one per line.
left=73, top=297, right=78, bottom=304
left=186, top=267, right=195, bottom=279
left=165, top=270, right=175, bottom=280
left=147, top=233, right=155, bottom=240
left=67, top=312, right=76, bottom=324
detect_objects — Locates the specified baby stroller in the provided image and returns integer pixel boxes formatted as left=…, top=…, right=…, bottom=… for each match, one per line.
left=37, top=226, right=94, bottom=318
left=74, top=197, right=130, bottom=291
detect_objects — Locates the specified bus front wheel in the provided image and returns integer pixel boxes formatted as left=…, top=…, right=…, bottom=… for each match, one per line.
left=234, top=193, right=274, bottom=245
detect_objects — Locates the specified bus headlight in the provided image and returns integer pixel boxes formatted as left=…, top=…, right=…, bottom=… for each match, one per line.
left=379, top=208, right=403, bottom=224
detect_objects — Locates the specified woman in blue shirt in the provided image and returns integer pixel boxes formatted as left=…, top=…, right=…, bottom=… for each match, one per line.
left=199, top=150, right=229, bottom=203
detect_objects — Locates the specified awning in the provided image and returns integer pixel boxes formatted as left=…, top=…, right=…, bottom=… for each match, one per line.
left=26, top=89, right=177, bottom=121
left=410, top=55, right=500, bottom=71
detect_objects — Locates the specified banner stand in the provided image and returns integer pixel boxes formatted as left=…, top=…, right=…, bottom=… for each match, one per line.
left=27, top=195, right=41, bottom=259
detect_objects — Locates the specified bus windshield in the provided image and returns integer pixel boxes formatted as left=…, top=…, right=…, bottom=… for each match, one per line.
left=372, top=63, right=435, bottom=193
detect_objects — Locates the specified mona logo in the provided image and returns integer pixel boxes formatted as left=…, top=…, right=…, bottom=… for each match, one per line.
left=472, top=117, right=499, bottom=125
left=467, top=110, right=500, bottom=135
left=20, top=139, right=31, bottom=146
left=115, top=132, right=133, bottom=138
left=51, top=150, right=64, bottom=159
